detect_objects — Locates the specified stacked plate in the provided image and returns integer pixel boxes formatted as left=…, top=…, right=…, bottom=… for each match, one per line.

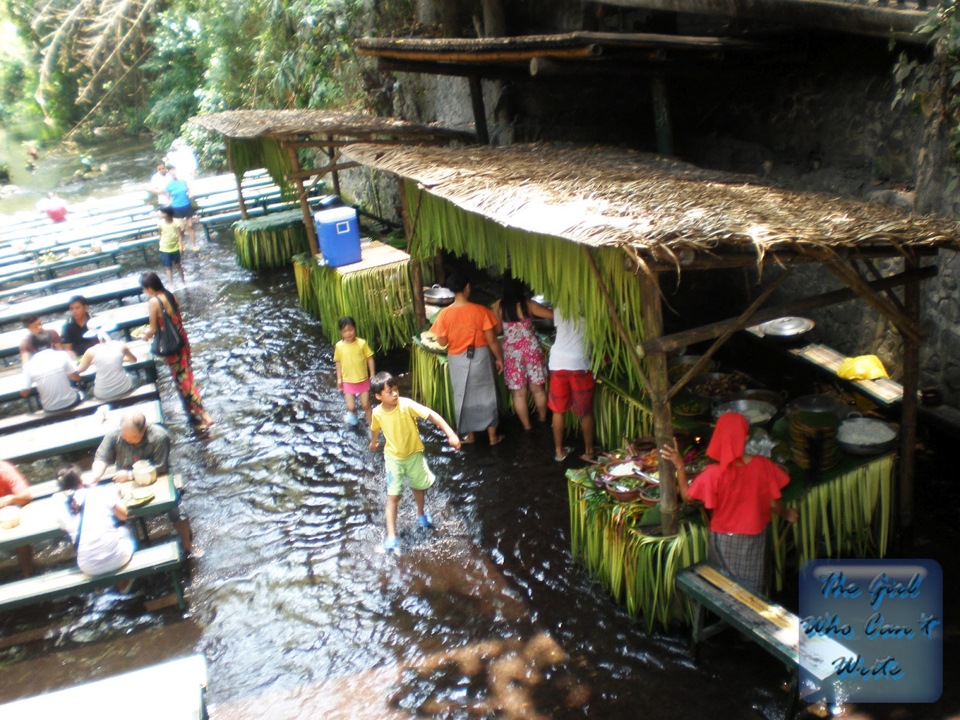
left=790, top=411, right=840, bottom=471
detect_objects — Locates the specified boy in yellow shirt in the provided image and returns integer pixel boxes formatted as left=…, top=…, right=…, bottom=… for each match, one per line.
left=369, top=371, right=461, bottom=553
left=334, top=316, right=376, bottom=426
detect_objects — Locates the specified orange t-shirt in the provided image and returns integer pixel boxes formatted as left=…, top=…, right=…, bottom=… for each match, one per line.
left=430, top=303, right=498, bottom=355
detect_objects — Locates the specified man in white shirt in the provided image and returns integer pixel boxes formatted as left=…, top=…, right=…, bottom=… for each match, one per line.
left=21, top=332, right=82, bottom=412
left=548, top=310, right=596, bottom=463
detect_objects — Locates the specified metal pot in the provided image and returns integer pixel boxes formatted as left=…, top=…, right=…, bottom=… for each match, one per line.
left=757, top=316, right=815, bottom=342
left=837, top=417, right=899, bottom=455
left=686, top=372, right=752, bottom=401
left=786, top=394, right=852, bottom=420
left=423, top=284, right=454, bottom=306
left=717, top=388, right=788, bottom=411
left=712, top=398, right=778, bottom=425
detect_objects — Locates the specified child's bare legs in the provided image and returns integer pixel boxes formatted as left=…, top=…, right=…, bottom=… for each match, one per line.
left=385, top=494, right=400, bottom=541
left=412, top=489, right=426, bottom=516
left=165, top=265, right=174, bottom=286
left=580, top=413, right=595, bottom=457
left=487, top=425, right=502, bottom=445
left=185, top=218, right=198, bottom=250
left=359, top=390, right=372, bottom=426
left=343, top=391, right=357, bottom=421
left=512, top=387, right=532, bottom=430
left=531, top=382, right=548, bottom=422
left=176, top=261, right=186, bottom=285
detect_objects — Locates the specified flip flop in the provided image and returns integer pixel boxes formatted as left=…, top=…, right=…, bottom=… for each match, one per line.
left=554, top=446, right=573, bottom=462
left=579, top=453, right=600, bottom=464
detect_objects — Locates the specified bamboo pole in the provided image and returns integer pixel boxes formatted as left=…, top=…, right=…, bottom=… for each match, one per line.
left=399, top=180, right=427, bottom=327
left=666, top=267, right=792, bottom=399
left=637, top=270, right=677, bottom=535
left=328, top=135, right=341, bottom=197
left=284, top=143, right=319, bottom=257
left=642, top=265, right=937, bottom=355
left=469, top=76, right=490, bottom=145
left=898, top=257, right=921, bottom=538
left=651, top=76, right=673, bottom=156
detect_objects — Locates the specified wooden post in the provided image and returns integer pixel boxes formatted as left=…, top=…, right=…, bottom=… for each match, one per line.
left=638, top=271, right=678, bottom=535
left=226, top=138, right=249, bottom=220
left=898, top=256, right=921, bottom=540
left=285, top=143, right=319, bottom=257
left=328, top=135, right=341, bottom=197
left=651, top=77, right=673, bottom=156
left=399, top=179, right=427, bottom=327
left=469, top=76, right=491, bottom=145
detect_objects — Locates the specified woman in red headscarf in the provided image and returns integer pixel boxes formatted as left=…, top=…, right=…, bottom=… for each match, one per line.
left=661, top=412, right=798, bottom=594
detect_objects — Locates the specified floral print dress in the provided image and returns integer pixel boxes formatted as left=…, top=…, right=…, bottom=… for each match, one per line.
left=501, top=317, right=547, bottom=391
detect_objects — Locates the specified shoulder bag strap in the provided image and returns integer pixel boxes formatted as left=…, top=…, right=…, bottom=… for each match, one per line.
left=73, top=498, right=87, bottom=553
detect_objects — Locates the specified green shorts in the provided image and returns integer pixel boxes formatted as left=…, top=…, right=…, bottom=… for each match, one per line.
left=385, top=452, right=435, bottom=496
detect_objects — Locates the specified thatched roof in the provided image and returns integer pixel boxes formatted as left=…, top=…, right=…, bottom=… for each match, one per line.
left=190, top=109, right=473, bottom=142
left=340, top=142, right=960, bottom=266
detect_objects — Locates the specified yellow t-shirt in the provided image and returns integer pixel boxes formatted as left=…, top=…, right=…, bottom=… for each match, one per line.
left=334, top=337, right=374, bottom=383
left=158, top=219, right=181, bottom=253
left=371, top=397, right=430, bottom=460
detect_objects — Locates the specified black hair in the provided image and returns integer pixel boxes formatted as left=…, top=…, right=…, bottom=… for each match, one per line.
left=57, top=464, right=83, bottom=492
left=140, top=271, right=180, bottom=315
left=445, top=270, right=469, bottom=294
left=31, top=332, right=52, bottom=350
left=68, top=295, right=88, bottom=307
left=370, top=371, right=396, bottom=396
left=161, top=207, right=174, bottom=219
left=338, top=316, right=356, bottom=331
left=501, top=273, right=529, bottom=324
left=21, top=314, right=39, bottom=328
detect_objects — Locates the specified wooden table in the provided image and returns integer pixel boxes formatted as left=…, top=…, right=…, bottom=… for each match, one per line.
left=0, top=399, right=163, bottom=463
left=0, top=473, right=176, bottom=554
left=0, top=275, right=144, bottom=328
left=0, top=653, right=207, bottom=719
left=0, top=301, right=149, bottom=362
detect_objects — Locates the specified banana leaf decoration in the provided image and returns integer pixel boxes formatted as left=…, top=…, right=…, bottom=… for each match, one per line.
left=292, top=253, right=417, bottom=353
left=233, top=210, right=311, bottom=270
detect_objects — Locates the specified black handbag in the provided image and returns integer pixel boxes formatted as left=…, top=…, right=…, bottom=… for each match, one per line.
left=151, top=302, right=185, bottom=357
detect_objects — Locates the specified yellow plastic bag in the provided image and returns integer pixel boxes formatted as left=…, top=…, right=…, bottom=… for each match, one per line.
left=837, top=355, right=888, bottom=381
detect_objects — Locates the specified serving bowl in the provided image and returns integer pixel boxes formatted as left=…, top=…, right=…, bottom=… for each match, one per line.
left=713, top=398, right=778, bottom=425
left=837, top=417, right=898, bottom=455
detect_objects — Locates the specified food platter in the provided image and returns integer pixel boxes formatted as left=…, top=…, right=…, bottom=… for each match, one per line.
left=713, top=398, right=778, bottom=425
left=687, top=372, right=753, bottom=401
left=837, top=417, right=898, bottom=455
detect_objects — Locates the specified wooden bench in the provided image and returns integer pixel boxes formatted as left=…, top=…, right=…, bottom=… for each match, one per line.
left=0, top=540, right=185, bottom=613
left=676, top=562, right=800, bottom=718
left=0, top=383, right=159, bottom=434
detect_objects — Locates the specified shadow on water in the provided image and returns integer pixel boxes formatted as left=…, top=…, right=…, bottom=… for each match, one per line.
left=2, top=159, right=956, bottom=719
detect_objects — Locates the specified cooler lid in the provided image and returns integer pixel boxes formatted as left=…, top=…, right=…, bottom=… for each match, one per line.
left=314, top=206, right=357, bottom=222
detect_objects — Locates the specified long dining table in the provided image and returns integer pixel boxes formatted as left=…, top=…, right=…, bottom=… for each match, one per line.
left=0, top=398, right=163, bottom=463
left=0, top=301, right=150, bottom=362
left=0, top=275, right=144, bottom=329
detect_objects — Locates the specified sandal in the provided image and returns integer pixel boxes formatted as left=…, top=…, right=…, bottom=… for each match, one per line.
left=579, top=453, right=600, bottom=464
left=554, top=446, right=573, bottom=462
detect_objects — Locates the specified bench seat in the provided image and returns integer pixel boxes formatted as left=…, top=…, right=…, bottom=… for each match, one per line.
left=0, top=540, right=185, bottom=613
left=0, top=383, right=159, bottom=433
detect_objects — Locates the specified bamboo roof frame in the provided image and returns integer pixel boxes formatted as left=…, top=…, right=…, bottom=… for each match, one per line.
left=189, top=110, right=475, bottom=255
left=341, top=140, right=958, bottom=535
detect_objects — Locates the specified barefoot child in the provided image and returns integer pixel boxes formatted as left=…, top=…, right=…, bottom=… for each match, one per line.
left=368, top=371, right=461, bottom=553
left=158, top=207, right=186, bottom=286
left=334, top=316, right=375, bottom=426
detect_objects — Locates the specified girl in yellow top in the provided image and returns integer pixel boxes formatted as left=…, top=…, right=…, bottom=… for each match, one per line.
left=157, top=207, right=186, bottom=286
left=334, top=316, right=376, bottom=427
left=368, top=371, right=460, bottom=553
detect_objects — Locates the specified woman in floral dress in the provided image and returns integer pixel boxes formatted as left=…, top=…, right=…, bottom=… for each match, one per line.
left=494, top=274, right=553, bottom=431
left=140, top=272, right=214, bottom=432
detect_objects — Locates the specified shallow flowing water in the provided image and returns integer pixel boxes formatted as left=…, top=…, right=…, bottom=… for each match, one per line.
left=0, top=143, right=956, bottom=720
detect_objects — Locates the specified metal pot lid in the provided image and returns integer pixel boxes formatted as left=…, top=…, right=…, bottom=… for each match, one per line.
left=423, top=284, right=454, bottom=301
left=758, top=316, right=815, bottom=337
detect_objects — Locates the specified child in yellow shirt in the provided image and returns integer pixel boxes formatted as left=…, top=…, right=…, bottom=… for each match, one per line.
left=334, top=316, right=375, bottom=426
left=368, top=371, right=460, bottom=553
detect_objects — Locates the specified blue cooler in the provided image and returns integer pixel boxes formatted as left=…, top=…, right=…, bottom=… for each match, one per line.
left=315, top=206, right=361, bottom=267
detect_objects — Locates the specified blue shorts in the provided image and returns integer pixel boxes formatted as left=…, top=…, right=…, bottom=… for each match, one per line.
left=172, top=205, right=195, bottom=220
left=160, top=250, right=182, bottom=267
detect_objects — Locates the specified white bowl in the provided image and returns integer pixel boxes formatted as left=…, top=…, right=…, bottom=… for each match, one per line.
left=0, top=506, right=21, bottom=530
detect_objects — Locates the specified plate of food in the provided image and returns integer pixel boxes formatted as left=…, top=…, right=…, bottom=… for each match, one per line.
left=125, top=487, right=155, bottom=508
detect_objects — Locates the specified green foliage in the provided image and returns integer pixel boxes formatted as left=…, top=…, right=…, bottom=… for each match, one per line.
left=893, top=0, right=960, bottom=160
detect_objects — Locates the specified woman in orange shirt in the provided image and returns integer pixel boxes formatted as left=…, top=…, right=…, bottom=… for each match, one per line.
left=430, top=271, right=504, bottom=445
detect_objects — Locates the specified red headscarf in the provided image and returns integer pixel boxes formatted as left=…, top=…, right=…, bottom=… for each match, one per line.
left=706, top=412, right=750, bottom=472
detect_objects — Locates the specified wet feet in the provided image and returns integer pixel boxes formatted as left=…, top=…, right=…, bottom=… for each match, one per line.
left=554, top=446, right=573, bottom=462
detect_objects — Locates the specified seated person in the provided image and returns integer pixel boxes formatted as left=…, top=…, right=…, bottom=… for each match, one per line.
left=19, top=314, right=62, bottom=365
left=21, top=332, right=82, bottom=412
left=0, top=460, right=33, bottom=577
left=88, top=411, right=201, bottom=557
left=56, top=464, right=135, bottom=578
left=74, top=323, right=136, bottom=401
left=61, top=296, right=97, bottom=357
